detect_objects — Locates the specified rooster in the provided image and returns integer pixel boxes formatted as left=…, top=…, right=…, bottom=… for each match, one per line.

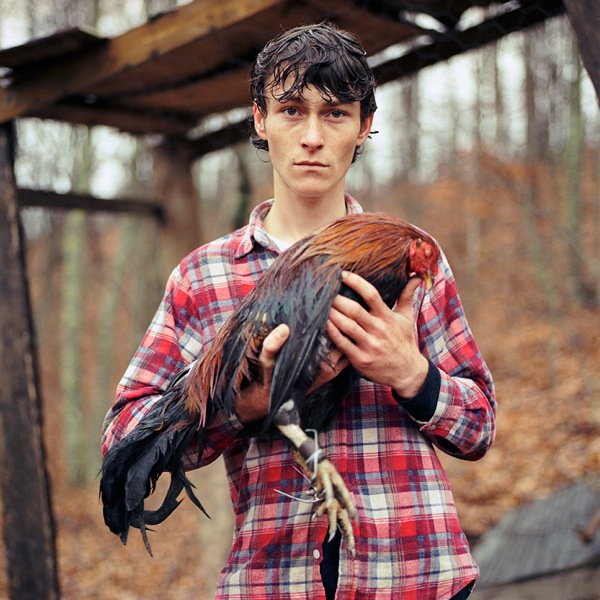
left=100, top=212, right=440, bottom=556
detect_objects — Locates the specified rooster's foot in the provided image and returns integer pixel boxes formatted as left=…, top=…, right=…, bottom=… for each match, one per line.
left=275, top=401, right=357, bottom=554
left=292, top=450, right=357, bottom=556
left=312, top=485, right=356, bottom=557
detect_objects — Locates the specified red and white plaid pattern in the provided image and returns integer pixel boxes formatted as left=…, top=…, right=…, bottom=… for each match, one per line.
left=102, top=196, right=496, bottom=599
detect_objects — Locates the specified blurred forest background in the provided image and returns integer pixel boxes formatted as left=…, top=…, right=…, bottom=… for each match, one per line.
left=1, top=0, right=599, bottom=598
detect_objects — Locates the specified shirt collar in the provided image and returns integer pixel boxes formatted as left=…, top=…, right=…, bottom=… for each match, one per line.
left=235, top=194, right=363, bottom=259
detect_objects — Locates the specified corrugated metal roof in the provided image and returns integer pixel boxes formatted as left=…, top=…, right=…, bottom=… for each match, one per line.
left=473, top=477, right=600, bottom=589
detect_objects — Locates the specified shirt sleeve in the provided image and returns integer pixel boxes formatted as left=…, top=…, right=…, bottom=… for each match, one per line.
left=407, top=250, right=497, bottom=461
left=100, top=264, right=243, bottom=464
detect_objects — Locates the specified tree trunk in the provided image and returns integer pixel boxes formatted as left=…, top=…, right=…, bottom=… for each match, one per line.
left=91, top=216, right=141, bottom=477
left=564, top=36, right=586, bottom=305
left=152, top=139, right=200, bottom=276
left=493, top=44, right=507, bottom=153
left=60, top=126, right=93, bottom=485
left=0, top=123, right=59, bottom=599
left=61, top=209, right=87, bottom=483
left=597, top=148, right=600, bottom=303
left=464, top=52, right=483, bottom=291
left=233, top=147, right=252, bottom=231
left=564, top=0, right=600, bottom=103
left=523, top=34, right=540, bottom=159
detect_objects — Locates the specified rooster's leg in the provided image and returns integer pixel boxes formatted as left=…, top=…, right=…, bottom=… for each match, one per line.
left=274, top=400, right=357, bottom=554
left=290, top=449, right=356, bottom=556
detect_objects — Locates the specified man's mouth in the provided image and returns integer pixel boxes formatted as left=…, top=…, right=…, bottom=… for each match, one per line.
left=296, top=161, right=327, bottom=167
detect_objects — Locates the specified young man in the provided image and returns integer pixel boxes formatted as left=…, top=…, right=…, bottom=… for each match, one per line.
left=102, top=23, right=495, bottom=600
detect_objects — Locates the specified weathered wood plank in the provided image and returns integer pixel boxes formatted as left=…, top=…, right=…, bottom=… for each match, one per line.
left=0, top=123, right=59, bottom=599
left=30, top=101, right=194, bottom=136
left=186, top=0, right=565, bottom=159
left=0, top=26, right=105, bottom=70
left=375, top=0, right=565, bottom=85
left=0, top=0, right=280, bottom=124
left=123, top=67, right=250, bottom=115
left=18, top=188, right=164, bottom=220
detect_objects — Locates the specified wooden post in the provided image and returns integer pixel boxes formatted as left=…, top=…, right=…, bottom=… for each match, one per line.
left=564, top=0, right=600, bottom=102
left=152, top=139, right=200, bottom=275
left=0, top=122, right=59, bottom=599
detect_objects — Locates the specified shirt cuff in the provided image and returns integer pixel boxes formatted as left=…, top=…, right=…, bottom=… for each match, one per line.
left=392, top=359, right=441, bottom=422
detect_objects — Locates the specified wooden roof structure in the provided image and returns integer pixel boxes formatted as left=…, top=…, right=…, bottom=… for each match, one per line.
left=0, top=0, right=567, bottom=159
left=2, top=1, right=600, bottom=598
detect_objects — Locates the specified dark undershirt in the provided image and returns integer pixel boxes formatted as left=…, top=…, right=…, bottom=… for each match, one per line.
left=320, top=361, right=444, bottom=598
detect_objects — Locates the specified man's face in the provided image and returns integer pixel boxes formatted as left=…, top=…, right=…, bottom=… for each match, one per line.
left=253, top=84, right=373, bottom=204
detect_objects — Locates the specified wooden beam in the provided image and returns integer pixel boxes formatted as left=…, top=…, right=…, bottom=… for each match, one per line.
left=0, top=26, right=106, bottom=71
left=374, top=0, right=565, bottom=85
left=0, top=123, right=59, bottom=600
left=186, top=0, right=566, bottom=159
left=17, top=188, right=164, bottom=220
left=564, top=0, right=600, bottom=102
left=30, top=101, right=194, bottom=137
left=0, top=0, right=280, bottom=124
left=187, top=117, right=251, bottom=159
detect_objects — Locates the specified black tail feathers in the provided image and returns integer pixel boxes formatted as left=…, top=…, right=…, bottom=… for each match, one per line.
left=100, top=372, right=209, bottom=556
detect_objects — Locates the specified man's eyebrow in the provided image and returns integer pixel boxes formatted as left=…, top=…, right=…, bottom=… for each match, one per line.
left=275, top=94, right=354, bottom=107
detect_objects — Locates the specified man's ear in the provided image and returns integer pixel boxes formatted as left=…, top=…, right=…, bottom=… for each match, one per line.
left=356, top=113, right=374, bottom=147
left=253, top=103, right=268, bottom=141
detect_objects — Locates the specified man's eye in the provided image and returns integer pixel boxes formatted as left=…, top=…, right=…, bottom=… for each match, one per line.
left=283, top=107, right=298, bottom=116
left=330, top=110, right=345, bottom=118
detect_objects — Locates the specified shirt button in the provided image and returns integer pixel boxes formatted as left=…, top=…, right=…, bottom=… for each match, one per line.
left=313, top=549, right=321, bottom=560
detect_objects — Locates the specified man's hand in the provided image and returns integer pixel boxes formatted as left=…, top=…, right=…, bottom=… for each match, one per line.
left=235, top=322, right=351, bottom=424
left=326, top=271, right=429, bottom=398
left=235, top=324, right=290, bottom=423
left=309, top=348, right=350, bottom=395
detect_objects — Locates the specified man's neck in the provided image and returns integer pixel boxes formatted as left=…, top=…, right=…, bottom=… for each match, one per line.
left=264, top=193, right=348, bottom=243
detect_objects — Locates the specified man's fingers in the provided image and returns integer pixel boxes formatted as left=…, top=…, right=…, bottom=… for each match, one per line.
left=320, top=349, right=350, bottom=381
left=327, top=307, right=359, bottom=350
left=393, top=277, right=422, bottom=319
left=307, top=348, right=350, bottom=395
left=340, top=271, right=385, bottom=313
left=258, top=324, right=290, bottom=386
left=325, top=348, right=349, bottom=371
left=261, top=324, right=290, bottom=360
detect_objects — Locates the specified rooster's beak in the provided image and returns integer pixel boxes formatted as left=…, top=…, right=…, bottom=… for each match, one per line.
left=423, top=270, right=434, bottom=290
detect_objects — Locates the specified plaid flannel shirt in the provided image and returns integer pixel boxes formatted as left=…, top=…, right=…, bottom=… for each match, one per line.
left=102, top=196, right=496, bottom=599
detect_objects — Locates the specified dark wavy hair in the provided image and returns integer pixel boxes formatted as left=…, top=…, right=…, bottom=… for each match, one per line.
left=249, top=22, right=377, bottom=162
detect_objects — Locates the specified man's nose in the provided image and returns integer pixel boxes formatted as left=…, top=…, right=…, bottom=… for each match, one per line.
left=301, top=116, right=324, bottom=150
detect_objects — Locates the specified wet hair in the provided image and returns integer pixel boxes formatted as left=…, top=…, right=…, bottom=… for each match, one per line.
left=249, top=22, right=377, bottom=161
